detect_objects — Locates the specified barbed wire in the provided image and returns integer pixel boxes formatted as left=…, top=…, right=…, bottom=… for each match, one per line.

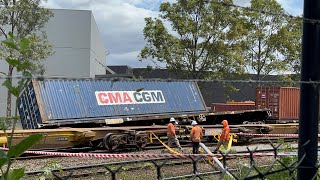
left=0, top=75, right=319, bottom=85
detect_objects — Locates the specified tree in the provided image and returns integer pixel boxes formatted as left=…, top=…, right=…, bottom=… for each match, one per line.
left=240, top=0, right=291, bottom=82
left=276, top=16, right=302, bottom=74
left=0, top=33, right=44, bottom=180
left=139, top=0, right=246, bottom=79
left=0, top=0, right=54, bottom=117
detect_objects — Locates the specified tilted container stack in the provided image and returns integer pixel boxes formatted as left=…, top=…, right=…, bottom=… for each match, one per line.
left=18, top=79, right=207, bottom=129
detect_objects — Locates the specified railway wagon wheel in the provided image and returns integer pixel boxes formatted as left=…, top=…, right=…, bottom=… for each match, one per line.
left=136, top=132, right=149, bottom=149
left=103, top=133, right=120, bottom=152
left=198, top=114, right=206, bottom=122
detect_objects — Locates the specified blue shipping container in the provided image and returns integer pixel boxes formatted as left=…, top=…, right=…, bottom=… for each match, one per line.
left=18, top=79, right=207, bottom=129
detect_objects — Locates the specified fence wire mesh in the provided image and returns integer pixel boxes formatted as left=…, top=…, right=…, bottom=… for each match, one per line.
left=0, top=76, right=319, bottom=180
left=21, top=142, right=319, bottom=180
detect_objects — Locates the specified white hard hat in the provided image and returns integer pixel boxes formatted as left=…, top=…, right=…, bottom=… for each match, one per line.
left=170, top=117, right=175, bottom=122
left=191, top=121, right=198, bottom=126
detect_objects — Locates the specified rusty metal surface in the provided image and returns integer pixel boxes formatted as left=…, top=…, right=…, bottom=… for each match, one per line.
left=211, top=103, right=256, bottom=112
left=279, top=88, right=300, bottom=120
left=256, top=86, right=300, bottom=120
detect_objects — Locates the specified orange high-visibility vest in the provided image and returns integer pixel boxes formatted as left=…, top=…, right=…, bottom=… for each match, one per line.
left=221, top=120, right=230, bottom=141
left=190, top=125, right=203, bottom=142
left=167, top=123, right=176, bottom=136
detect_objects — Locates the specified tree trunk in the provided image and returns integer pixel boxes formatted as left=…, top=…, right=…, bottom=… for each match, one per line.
left=6, top=65, right=13, bottom=117
left=6, top=0, right=16, bottom=117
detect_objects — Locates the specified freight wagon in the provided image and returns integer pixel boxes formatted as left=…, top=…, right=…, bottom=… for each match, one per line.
left=15, top=79, right=271, bottom=151
left=211, top=102, right=256, bottom=112
left=18, top=79, right=208, bottom=129
left=18, top=79, right=270, bottom=128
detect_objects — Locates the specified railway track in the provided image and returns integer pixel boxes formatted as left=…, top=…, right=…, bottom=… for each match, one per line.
left=23, top=156, right=237, bottom=179
left=14, top=139, right=310, bottom=180
left=13, top=135, right=300, bottom=161
left=22, top=145, right=296, bottom=180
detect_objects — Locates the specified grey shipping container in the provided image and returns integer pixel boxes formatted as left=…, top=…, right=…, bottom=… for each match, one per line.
left=256, top=86, right=300, bottom=120
left=18, top=79, right=207, bottom=129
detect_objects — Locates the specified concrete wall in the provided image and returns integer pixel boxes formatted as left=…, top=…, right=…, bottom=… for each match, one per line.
left=44, top=9, right=92, bottom=77
left=89, top=13, right=107, bottom=77
left=0, top=61, right=18, bottom=116
left=0, top=9, right=107, bottom=117
left=0, top=60, right=8, bottom=116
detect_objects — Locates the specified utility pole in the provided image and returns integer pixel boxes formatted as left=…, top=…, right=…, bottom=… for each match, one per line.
left=298, top=0, right=320, bottom=179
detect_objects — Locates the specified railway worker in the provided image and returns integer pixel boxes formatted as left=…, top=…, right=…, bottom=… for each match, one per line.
left=190, top=121, right=203, bottom=154
left=213, top=119, right=230, bottom=153
left=167, top=117, right=182, bottom=150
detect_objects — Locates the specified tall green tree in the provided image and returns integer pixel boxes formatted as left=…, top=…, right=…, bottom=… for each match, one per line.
left=240, top=0, right=291, bottom=82
left=0, top=0, right=54, bottom=117
left=276, top=16, right=302, bottom=74
left=139, top=0, right=246, bottom=79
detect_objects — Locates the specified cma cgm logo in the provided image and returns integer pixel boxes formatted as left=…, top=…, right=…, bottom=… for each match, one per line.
left=95, top=91, right=166, bottom=105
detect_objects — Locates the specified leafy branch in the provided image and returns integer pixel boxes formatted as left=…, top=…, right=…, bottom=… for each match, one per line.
left=0, top=32, right=43, bottom=180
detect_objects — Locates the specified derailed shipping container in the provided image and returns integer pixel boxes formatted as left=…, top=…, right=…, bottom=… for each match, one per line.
left=18, top=79, right=207, bottom=129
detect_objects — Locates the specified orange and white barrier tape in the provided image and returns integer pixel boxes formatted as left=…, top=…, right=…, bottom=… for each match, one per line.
left=236, top=133, right=300, bottom=137
left=0, top=147, right=297, bottom=159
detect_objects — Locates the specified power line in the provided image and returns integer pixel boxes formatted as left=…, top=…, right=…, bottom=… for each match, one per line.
left=0, top=75, right=318, bottom=84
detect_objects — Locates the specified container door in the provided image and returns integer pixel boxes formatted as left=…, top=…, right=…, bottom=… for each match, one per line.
left=256, top=86, right=280, bottom=119
left=267, top=87, right=280, bottom=119
left=279, top=88, right=300, bottom=120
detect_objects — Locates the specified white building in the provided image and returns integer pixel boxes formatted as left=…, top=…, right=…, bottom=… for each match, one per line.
left=0, top=9, right=107, bottom=116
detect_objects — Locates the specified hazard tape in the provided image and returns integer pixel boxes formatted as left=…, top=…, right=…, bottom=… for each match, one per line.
left=236, top=132, right=320, bottom=137
left=150, top=132, right=181, bottom=155
left=236, top=133, right=299, bottom=137
left=0, top=147, right=297, bottom=159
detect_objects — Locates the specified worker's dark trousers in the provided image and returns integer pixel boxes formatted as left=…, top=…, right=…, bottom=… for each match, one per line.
left=192, top=142, right=200, bottom=154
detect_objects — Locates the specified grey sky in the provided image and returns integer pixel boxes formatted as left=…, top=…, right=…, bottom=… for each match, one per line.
left=42, top=0, right=303, bottom=68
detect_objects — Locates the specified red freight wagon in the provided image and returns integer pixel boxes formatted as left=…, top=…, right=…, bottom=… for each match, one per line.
left=256, top=86, right=300, bottom=120
left=225, top=101, right=255, bottom=105
left=211, top=103, right=256, bottom=112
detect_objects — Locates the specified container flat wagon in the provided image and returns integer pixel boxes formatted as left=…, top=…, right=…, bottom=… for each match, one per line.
left=18, top=79, right=208, bottom=129
left=15, top=79, right=271, bottom=151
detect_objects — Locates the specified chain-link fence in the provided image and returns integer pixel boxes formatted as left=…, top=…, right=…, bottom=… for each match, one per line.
left=0, top=76, right=319, bottom=180
left=21, top=141, right=318, bottom=180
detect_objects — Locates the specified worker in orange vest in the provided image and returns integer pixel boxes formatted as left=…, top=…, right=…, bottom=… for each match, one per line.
left=190, top=121, right=203, bottom=154
left=213, top=119, right=230, bottom=153
left=167, top=117, right=182, bottom=150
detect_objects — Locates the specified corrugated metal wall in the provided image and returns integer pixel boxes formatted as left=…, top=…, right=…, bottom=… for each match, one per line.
left=256, top=86, right=300, bottom=120
left=18, top=79, right=207, bottom=128
left=279, top=88, right=300, bottom=120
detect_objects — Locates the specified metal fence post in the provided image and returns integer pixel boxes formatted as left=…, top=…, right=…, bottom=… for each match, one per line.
left=151, top=159, right=168, bottom=180
left=104, top=165, right=122, bottom=180
left=298, top=0, right=320, bottom=179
